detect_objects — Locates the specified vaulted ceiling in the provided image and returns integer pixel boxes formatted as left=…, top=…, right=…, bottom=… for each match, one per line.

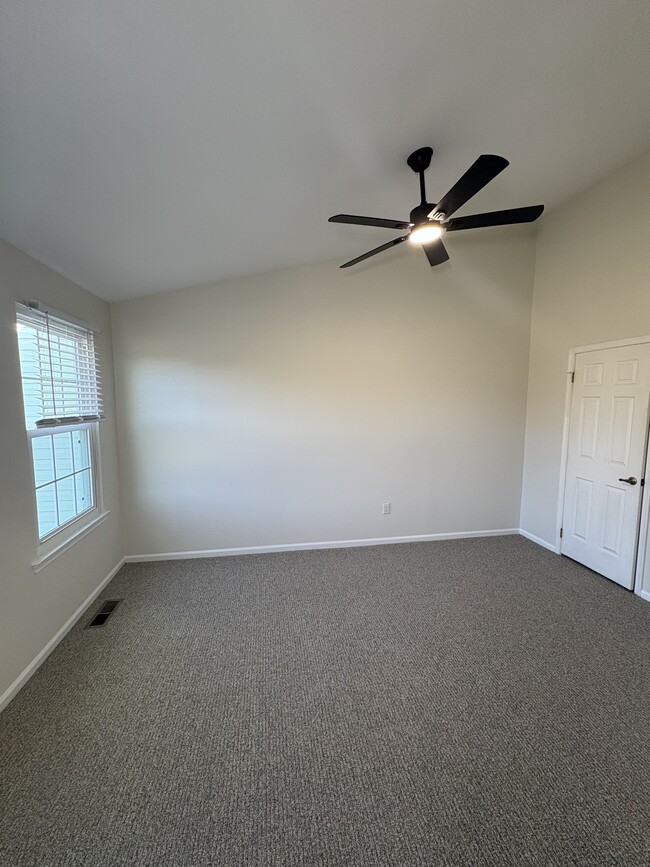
left=1, top=0, right=649, bottom=300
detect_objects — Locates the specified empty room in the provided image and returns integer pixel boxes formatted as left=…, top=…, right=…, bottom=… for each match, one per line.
left=1, top=1, right=649, bottom=865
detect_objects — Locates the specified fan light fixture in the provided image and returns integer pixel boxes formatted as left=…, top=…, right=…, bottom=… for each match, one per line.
left=408, top=223, right=443, bottom=245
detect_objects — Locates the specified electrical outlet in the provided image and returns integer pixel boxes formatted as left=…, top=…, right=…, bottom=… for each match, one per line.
left=381, top=502, right=391, bottom=515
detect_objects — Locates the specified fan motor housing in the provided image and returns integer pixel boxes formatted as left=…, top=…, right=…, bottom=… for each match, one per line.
left=410, top=203, right=440, bottom=226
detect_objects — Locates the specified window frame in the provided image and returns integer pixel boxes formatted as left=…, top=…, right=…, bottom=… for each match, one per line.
left=15, top=302, right=109, bottom=572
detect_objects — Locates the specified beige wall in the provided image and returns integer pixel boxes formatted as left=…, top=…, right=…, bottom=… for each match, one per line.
left=0, top=240, right=123, bottom=702
left=111, top=231, right=535, bottom=556
left=520, top=149, right=650, bottom=550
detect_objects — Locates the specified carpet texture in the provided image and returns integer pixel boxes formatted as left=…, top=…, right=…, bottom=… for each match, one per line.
left=1, top=536, right=649, bottom=866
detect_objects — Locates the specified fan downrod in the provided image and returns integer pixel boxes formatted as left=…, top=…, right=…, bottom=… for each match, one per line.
left=406, top=147, right=433, bottom=174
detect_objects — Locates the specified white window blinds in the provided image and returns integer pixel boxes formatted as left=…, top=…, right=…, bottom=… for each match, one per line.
left=16, top=303, right=104, bottom=429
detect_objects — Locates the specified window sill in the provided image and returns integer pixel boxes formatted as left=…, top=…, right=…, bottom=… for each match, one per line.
left=32, top=510, right=111, bottom=573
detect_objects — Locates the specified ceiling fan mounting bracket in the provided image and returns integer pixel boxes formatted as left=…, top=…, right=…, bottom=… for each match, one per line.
left=406, top=147, right=433, bottom=174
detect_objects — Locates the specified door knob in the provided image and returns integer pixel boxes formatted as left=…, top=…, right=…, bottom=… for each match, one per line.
left=618, top=476, right=637, bottom=485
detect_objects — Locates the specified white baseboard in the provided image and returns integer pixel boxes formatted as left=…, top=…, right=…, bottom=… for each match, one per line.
left=0, top=557, right=126, bottom=715
left=124, top=528, right=521, bottom=563
left=519, top=529, right=557, bottom=552
left=636, top=589, right=650, bottom=604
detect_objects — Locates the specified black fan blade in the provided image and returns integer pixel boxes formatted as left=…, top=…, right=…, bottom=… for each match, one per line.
left=340, top=236, right=408, bottom=268
left=422, top=238, right=450, bottom=267
left=329, top=214, right=411, bottom=231
left=429, top=155, right=509, bottom=220
left=445, top=205, right=544, bottom=231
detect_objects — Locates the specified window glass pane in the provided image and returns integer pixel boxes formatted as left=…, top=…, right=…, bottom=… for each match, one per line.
left=74, top=469, right=94, bottom=514
left=36, top=483, right=58, bottom=537
left=32, top=435, right=55, bottom=486
left=71, top=429, right=91, bottom=472
left=56, top=475, right=77, bottom=525
left=53, top=431, right=74, bottom=477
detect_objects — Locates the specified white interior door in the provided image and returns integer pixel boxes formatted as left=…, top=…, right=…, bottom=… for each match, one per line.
left=562, top=343, right=650, bottom=588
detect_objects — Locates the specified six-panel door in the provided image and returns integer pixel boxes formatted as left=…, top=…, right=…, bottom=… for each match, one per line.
left=562, top=344, right=650, bottom=588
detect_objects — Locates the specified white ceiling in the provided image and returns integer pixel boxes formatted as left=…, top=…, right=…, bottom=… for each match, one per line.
left=1, top=1, right=649, bottom=300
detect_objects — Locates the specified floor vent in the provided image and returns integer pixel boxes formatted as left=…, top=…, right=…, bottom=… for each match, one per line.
left=86, top=599, right=121, bottom=628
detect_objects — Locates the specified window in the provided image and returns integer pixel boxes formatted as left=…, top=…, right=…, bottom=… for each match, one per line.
left=15, top=302, right=104, bottom=544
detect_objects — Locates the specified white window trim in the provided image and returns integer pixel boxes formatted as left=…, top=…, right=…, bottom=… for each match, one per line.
left=32, top=509, right=111, bottom=573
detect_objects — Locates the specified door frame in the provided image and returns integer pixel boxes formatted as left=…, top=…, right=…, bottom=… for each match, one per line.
left=555, top=336, right=650, bottom=595
left=635, top=430, right=650, bottom=602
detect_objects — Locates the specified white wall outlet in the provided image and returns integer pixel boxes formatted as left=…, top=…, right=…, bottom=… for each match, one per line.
left=381, top=502, right=391, bottom=515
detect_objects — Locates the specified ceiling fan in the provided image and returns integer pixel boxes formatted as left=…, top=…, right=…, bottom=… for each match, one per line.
left=329, top=147, right=544, bottom=269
